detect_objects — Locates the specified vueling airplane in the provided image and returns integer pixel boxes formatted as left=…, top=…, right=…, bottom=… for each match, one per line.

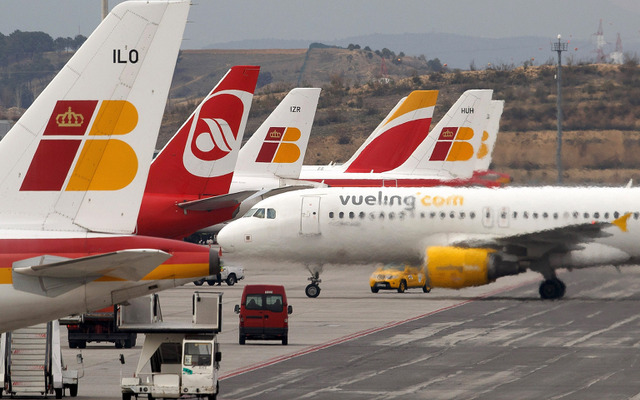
left=0, top=0, right=218, bottom=332
left=138, top=85, right=321, bottom=239
left=299, top=90, right=503, bottom=187
left=217, top=186, right=635, bottom=299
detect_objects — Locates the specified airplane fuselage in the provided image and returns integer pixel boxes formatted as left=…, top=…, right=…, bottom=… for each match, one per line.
left=0, top=231, right=213, bottom=332
left=218, top=186, right=640, bottom=267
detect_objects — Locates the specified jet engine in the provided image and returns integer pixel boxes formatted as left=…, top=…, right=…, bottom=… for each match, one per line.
left=425, top=247, right=524, bottom=289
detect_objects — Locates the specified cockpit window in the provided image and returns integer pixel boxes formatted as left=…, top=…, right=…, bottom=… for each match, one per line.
left=267, top=208, right=276, bottom=219
left=243, top=208, right=258, bottom=218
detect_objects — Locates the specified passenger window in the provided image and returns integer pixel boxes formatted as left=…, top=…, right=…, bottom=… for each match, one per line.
left=339, top=212, right=344, bottom=219
left=460, top=212, right=466, bottom=219
left=450, top=211, right=455, bottom=219
left=542, top=212, right=548, bottom=219
left=389, top=212, right=395, bottom=219
left=253, top=208, right=265, bottom=218
left=245, top=294, right=263, bottom=310
left=420, top=212, right=426, bottom=219
left=533, top=212, right=538, bottom=219
left=267, top=208, right=276, bottom=219
left=329, top=212, right=334, bottom=219
left=379, top=212, right=385, bottom=219
left=265, top=295, right=283, bottom=312
left=594, top=212, right=600, bottom=219
left=614, top=211, right=619, bottom=218
left=635, top=212, right=639, bottom=220
left=573, top=211, right=579, bottom=219
left=359, top=212, right=365, bottom=219
left=584, top=212, right=590, bottom=219
left=523, top=211, right=529, bottom=219
left=439, top=212, right=446, bottom=219
left=604, top=212, right=609, bottom=219
left=470, top=212, right=476, bottom=219
left=349, top=212, right=355, bottom=219
left=512, top=211, right=518, bottom=219
left=430, top=212, right=436, bottom=219
left=554, top=213, right=559, bottom=219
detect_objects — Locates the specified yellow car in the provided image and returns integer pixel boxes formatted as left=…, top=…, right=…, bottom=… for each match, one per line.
left=369, top=264, right=430, bottom=293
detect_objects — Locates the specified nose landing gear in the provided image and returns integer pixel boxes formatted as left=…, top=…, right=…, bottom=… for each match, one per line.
left=305, top=267, right=322, bottom=298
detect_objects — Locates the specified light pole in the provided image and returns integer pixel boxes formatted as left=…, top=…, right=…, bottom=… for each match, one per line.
left=552, top=34, right=568, bottom=184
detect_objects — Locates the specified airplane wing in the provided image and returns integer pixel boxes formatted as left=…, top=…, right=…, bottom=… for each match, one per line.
left=450, top=214, right=629, bottom=255
left=12, top=250, right=172, bottom=297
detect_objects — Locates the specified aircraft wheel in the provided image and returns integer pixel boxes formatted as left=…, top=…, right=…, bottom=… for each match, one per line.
left=539, top=279, right=565, bottom=300
left=397, top=280, right=407, bottom=293
left=305, top=284, right=321, bottom=298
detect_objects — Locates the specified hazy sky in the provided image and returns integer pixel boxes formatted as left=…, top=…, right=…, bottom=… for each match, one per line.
left=1, top=0, right=640, bottom=49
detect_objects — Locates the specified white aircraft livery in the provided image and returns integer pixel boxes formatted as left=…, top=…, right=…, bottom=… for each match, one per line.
left=217, top=186, right=635, bottom=298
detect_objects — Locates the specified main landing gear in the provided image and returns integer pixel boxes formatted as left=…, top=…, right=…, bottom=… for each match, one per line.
left=539, top=278, right=566, bottom=299
left=305, top=266, right=322, bottom=298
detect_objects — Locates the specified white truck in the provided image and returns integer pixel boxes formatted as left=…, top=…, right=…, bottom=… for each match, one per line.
left=193, top=265, right=244, bottom=286
left=118, top=292, right=222, bottom=400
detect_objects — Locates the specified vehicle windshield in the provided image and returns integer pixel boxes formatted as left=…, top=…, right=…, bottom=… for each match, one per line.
left=183, top=342, right=212, bottom=367
left=382, top=265, right=406, bottom=271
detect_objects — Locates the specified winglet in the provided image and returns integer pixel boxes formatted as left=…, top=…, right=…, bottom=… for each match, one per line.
left=612, top=213, right=631, bottom=232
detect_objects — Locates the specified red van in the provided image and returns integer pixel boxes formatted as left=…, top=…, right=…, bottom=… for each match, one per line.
left=234, top=284, right=293, bottom=345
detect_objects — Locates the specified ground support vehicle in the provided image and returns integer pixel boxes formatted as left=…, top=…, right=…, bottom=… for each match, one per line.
left=369, top=264, right=431, bottom=293
left=60, top=306, right=137, bottom=349
left=118, top=292, right=222, bottom=400
left=234, top=284, right=292, bottom=345
left=0, top=321, right=81, bottom=398
left=193, top=265, right=245, bottom=286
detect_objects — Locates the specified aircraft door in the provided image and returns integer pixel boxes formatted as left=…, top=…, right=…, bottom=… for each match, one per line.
left=482, top=207, right=494, bottom=228
left=300, top=196, right=321, bottom=235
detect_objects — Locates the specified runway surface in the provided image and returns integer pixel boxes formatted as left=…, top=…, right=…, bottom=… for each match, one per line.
left=59, top=263, right=640, bottom=399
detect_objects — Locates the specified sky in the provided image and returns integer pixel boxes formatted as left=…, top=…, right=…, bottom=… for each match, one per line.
left=1, top=0, right=640, bottom=50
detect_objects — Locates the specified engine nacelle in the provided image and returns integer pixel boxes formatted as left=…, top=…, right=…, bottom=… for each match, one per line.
left=426, top=247, right=524, bottom=289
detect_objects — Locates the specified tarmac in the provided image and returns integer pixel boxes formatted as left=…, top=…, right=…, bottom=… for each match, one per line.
left=60, top=262, right=640, bottom=399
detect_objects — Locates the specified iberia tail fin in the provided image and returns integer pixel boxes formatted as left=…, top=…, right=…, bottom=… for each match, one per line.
left=343, top=90, right=438, bottom=173
left=389, top=89, right=493, bottom=179
left=475, top=100, right=504, bottom=171
left=146, top=65, right=260, bottom=196
left=0, top=0, right=190, bottom=234
left=234, top=88, right=321, bottom=179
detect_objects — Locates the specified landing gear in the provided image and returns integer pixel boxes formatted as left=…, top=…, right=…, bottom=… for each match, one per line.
left=305, top=267, right=322, bottom=298
left=539, top=278, right=566, bottom=299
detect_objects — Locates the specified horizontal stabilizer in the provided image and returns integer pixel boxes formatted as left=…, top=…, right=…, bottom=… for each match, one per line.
left=12, top=250, right=171, bottom=297
left=177, top=190, right=257, bottom=211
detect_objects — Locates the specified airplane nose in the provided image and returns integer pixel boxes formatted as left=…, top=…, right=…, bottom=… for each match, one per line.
left=216, top=226, right=235, bottom=253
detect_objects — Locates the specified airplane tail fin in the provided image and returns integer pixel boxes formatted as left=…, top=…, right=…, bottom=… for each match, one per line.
left=343, top=90, right=438, bottom=173
left=390, top=89, right=493, bottom=179
left=235, top=88, right=321, bottom=179
left=0, top=0, right=190, bottom=234
left=146, top=65, right=260, bottom=196
left=475, top=100, right=504, bottom=171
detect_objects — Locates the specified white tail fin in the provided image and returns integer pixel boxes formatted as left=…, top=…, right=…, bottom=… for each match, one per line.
left=342, top=90, right=438, bottom=173
left=0, top=0, right=189, bottom=233
left=388, top=89, right=493, bottom=178
left=475, top=100, right=504, bottom=172
left=235, top=88, right=321, bottom=179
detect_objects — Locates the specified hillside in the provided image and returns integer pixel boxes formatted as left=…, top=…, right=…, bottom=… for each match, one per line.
left=3, top=46, right=640, bottom=186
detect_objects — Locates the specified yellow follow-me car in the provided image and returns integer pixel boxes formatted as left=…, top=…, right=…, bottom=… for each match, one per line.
left=369, top=264, right=431, bottom=293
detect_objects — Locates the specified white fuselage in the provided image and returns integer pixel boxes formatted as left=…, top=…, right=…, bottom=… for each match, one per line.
left=217, top=186, right=640, bottom=267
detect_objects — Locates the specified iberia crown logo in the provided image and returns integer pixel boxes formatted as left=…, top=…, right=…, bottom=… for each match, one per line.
left=21, top=100, right=139, bottom=191
left=256, top=126, right=302, bottom=163
left=56, top=107, right=84, bottom=127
